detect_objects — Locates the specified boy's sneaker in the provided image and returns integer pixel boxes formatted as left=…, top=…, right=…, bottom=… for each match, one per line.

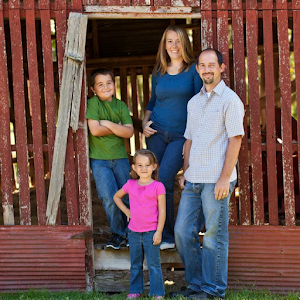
left=106, top=234, right=126, bottom=250
left=160, top=242, right=175, bottom=250
left=127, top=293, right=141, bottom=299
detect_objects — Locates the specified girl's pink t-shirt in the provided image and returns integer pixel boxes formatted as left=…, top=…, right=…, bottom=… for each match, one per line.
left=122, top=179, right=166, bottom=232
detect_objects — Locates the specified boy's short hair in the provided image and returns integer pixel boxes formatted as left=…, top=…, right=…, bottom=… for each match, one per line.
left=89, top=69, right=115, bottom=87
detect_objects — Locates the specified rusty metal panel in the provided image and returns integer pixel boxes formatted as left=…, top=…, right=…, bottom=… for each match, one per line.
left=263, top=6, right=278, bottom=225
left=0, top=225, right=88, bottom=292
left=246, top=8, right=264, bottom=225
left=231, top=0, right=251, bottom=225
left=0, top=2, right=14, bottom=225
left=228, top=226, right=300, bottom=292
left=277, top=9, right=295, bottom=225
left=25, top=0, right=47, bottom=225
left=9, top=0, right=31, bottom=225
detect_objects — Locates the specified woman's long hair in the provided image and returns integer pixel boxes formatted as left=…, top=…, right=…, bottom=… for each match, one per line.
left=154, top=25, right=195, bottom=76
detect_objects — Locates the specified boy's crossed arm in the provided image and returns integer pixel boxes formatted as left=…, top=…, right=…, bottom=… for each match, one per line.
left=88, top=119, right=133, bottom=138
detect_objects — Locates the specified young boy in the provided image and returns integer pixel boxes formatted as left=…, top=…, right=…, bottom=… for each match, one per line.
left=87, top=69, right=134, bottom=249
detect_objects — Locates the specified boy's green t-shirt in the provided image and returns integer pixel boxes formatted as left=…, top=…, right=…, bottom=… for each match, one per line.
left=86, top=96, right=132, bottom=160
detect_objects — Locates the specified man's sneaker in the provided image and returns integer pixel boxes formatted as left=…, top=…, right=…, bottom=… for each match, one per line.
left=160, top=242, right=175, bottom=250
left=127, top=293, right=141, bottom=299
left=106, top=234, right=126, bottom=250
left=169, top=287, right=198, bottom=298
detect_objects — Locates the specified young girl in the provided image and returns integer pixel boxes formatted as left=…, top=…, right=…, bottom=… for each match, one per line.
left=113, top=149, right=166, bottom=299
left=86, top=69, right=134, bottom=250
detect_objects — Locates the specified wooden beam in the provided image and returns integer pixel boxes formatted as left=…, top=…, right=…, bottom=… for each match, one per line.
left=46, top=13, right=88, bottom=226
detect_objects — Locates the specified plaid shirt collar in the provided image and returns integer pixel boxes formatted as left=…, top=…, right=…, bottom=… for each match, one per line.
left=199, top=79, right=226, bottom=98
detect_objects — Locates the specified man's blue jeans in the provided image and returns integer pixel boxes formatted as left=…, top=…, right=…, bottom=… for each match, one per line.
left=128, top=230, right=165, bottom=296
left=146, top=123, right=185, bottom=244
left=90, top=158, right=130, bottom=238
left=175, top=180, right=236, bottom=298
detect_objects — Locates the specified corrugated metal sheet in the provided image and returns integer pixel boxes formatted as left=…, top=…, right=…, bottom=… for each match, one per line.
left=0, top=225, right=89, bottom=292
left=228, top=226, right=300, bottom=292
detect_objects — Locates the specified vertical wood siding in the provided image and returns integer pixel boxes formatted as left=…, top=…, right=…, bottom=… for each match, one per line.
left=263, top=0, right=278, bottom=225
left=277, top=3, right=296, bottom=226
left=9, top=0, right=31, bottom=225
left=246, top=3, right=265, bottom=225
left=0, top=0, right=14, bottom=226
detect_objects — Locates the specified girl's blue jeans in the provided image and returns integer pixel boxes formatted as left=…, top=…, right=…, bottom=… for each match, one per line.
left=90, top=158, right=130, bottom=238
left=128, top=230, right=165, bottom=296
left=174, top=180, right=236, bottom=298
left=146, top=123, right=185, bottom=244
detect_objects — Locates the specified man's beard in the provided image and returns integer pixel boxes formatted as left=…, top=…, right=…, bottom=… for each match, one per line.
left=202, top=73, right=214, bottom=84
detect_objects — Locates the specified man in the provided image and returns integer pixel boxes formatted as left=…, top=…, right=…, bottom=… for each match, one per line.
left=171, top=49, right=244, bottom=300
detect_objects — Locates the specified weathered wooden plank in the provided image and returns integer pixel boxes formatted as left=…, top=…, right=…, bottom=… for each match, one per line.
left=74, top=71, right=94, bottom=290
left=55, top=0, right=67, bottom=85
left=71, top=0, right=83, bottom=11
left=46, top=13, right=88, bottom=225
left=228, top=193, right=238, bottom=226
left=82, top=0, right=98, bottom=5
left=25, top=1, right=46, bottom=225
left=231, top=0, right=251, bottom=225
left=65, top=130, right=79, bottom=225
left=154, top=0, right=170, bottom=6
left=246, top=9, right=264, bottom=225
left=216, top=7, right=230, bottom=86
left=276, top=0, right=287, bottom=9
left=120, top=67, right=128, bottom=105
left=131, top=68, right=140, bottom=150
left=142, top=66, right=150, bottom=114
left=229, top=0, right=243, bottom=225
left=294, top=9, right=300, bottom=203
left=277, top=9, right=295, bottom=226
left=263, top=5, right=278, bottom=225
left=170, top=0, right=199, bottom=6
left=40, top=6, right=56, bottom=173
left=9, top=2, right=31, bottom=225
left=201, top=0, right=213, bottom=49
left=55, top=2, right=78, bottom=225
left=246, top=0, right=257, bottom=9
left=132, top=0, right=153, bottom=5
left=0, top=3, right=14, bottom=225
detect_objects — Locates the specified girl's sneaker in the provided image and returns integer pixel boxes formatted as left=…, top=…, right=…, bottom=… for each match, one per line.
left=127, top=293, right=141, bottom=299
left=155, top=296, right=164, bottom=299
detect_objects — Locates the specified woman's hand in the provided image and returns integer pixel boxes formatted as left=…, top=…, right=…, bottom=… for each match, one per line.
left=143, top=120, right=157, bottom=138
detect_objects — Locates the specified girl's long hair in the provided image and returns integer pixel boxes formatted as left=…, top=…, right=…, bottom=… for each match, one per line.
left=154, top=25, right=195, bottom=76
left=131, top=149, right=159, bottom=181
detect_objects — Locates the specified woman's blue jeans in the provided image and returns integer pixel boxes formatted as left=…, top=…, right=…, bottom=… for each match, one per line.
left=128, top=230, right=165, bottom=296
left=90, top=158, right=130, bottom=238
left=174, top=180, right=236, bottom=298
left=146, top=123, right=185, bottom=244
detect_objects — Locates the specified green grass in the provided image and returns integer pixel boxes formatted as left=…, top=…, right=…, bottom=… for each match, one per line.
left=1, top=290, right=300, bottom=300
